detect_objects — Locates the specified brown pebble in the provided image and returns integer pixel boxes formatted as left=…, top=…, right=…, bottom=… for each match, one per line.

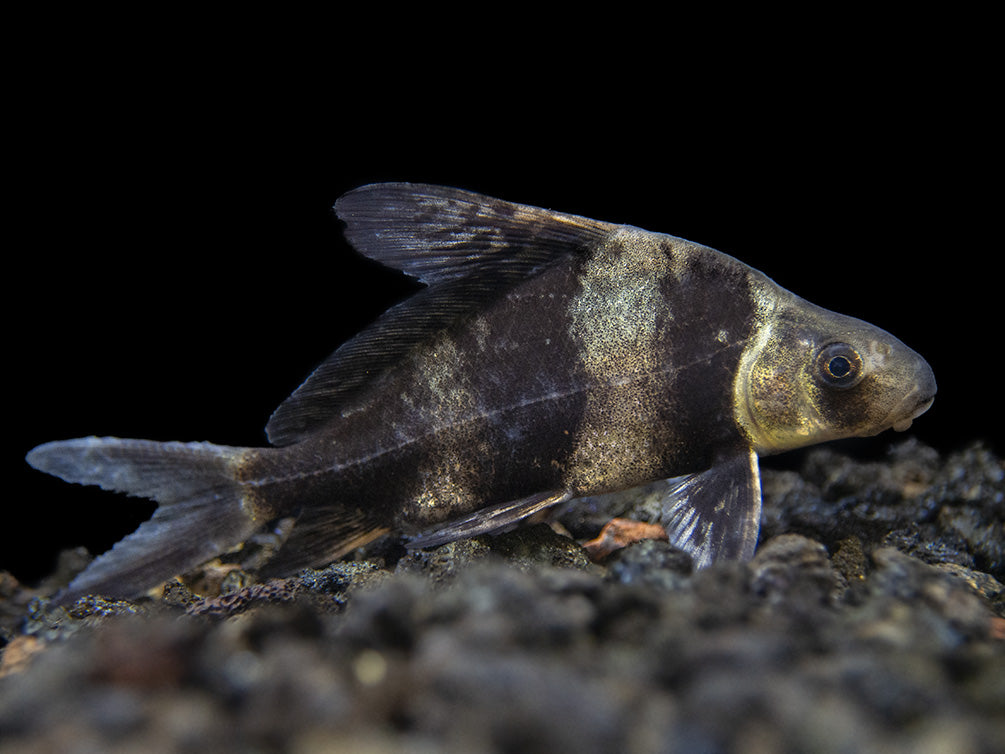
left=582, top=518, right=668, bottom=561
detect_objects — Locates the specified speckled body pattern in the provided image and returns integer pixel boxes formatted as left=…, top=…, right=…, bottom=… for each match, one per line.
left=26, top=184, right=937, bottom=601
left=252, top=229, right=753, bottom=525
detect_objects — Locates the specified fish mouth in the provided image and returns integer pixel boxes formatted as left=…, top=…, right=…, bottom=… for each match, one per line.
left=891, top=394, right=935, bottom=432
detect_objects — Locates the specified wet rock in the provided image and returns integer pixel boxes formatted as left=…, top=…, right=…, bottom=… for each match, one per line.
left=606, top=538, right=693, bottom=591
left=762, top=441, right=1004, bottom=582
left=395, top=536, right=495, bottom=581
left=857, top=547, right=996, bottom=648
left=488, top=523, right=594, bottom=571
left=749, top=534, right=842, bottom=606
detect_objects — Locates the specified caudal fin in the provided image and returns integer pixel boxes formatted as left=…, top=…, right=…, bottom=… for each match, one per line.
left=26, top=437, right=260, bottom=604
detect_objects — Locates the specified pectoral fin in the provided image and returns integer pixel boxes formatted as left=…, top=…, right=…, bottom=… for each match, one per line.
left=406, top=490, right=573, bottom=549
left=659, top=447, right=762, bottom=569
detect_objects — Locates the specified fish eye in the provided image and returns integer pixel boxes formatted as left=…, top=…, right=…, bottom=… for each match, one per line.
left=815, top=343, right=864, bottom=388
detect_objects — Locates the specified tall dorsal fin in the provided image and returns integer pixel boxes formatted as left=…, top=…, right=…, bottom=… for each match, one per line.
left=265, top=184, right=614, bottom=446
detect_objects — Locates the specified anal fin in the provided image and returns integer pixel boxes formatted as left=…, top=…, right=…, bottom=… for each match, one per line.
left=659, top=447, right=762, bottom=569
left=259, top=505, right=389, bottom=577
left=406, top=490, right=573, bottom=549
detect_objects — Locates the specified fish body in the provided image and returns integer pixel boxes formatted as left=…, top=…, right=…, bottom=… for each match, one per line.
left=27, top=184, right=936, bottom=602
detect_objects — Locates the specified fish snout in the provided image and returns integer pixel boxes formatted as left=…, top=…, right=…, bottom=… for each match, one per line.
left=890, top=360, right=937, bottom=432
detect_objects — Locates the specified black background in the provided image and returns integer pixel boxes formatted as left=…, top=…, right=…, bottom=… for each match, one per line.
left=8, top=22, right=997, bottom=584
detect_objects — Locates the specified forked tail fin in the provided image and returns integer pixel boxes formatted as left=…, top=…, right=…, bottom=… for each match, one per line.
left=26, top=437, right=260, bottom=604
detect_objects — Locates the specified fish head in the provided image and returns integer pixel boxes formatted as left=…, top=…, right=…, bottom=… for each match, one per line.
left=736, top=289, right=936, bottom=455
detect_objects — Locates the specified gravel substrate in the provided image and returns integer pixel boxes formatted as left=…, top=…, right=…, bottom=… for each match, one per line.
left=2, top=440, right=1002, bottom=753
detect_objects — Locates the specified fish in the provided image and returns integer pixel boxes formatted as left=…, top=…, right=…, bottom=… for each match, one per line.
left=26, top=183, right=937, bottom=603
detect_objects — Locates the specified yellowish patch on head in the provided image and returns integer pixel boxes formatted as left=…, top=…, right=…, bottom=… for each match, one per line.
left=734, top=279, right=936, bottom=455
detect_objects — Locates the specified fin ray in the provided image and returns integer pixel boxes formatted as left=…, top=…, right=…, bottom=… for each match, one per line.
left=659, top=447, right=761, bottom=569
left=406, top=490, right=573, bottom=549
left=334, top=182, right=612, bottom=284
left=259, top=505, right=389, bottom=577
left=266, top=183, right=613, bottom=446
left=27, top=437, right=258, bottom=603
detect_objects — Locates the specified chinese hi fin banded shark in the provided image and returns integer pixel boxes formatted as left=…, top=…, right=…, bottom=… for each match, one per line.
left=27, top=183, right=936, bottom=604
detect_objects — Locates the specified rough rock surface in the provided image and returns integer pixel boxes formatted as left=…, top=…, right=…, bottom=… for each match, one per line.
left=2, top=440, right=1003, bottom=753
